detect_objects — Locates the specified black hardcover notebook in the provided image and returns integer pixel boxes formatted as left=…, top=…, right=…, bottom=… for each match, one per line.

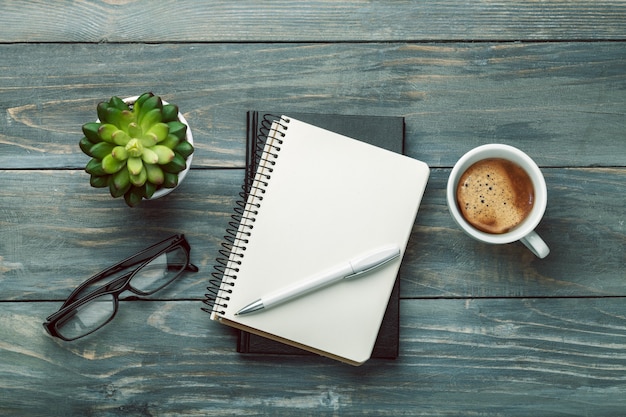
left=237, top=111, right=406, bottom=359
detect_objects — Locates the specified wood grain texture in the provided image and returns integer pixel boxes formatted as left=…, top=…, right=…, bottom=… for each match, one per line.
left=0, top=168, right=624, bottom=301
left=1, top=1, right=625, bottom=415
left=2, top=299, right=625, bottom=416
left=1, top=42, right=625, bottom=169
left=0, top=0, right=625, bottom=42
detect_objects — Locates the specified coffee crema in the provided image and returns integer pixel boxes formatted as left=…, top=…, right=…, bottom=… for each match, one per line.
left=456, top=158, right=534, bottom=234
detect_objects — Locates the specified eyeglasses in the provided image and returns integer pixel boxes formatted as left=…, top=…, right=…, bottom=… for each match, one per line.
left=43, top=234, right=198, bottom=341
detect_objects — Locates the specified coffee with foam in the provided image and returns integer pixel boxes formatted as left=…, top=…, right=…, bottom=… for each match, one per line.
left=456, top=158, right=534, bottom=234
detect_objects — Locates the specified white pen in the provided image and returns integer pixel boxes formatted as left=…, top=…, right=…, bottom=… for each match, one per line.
left=235, top=245, right=401, bottom=316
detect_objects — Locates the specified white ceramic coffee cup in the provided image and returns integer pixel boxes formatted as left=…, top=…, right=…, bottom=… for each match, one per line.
left=446, top=144, right=550, bottom=258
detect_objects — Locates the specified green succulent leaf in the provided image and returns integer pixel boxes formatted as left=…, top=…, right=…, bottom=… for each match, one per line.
left=98, top=124, right=119, bottom=143
left=112, top=130, right=131, bottom=146
left=132, top=92, right=154, bottom=117
left=167, top=121, right=187, bottom=140
left=110, top=168, right=131, bottom=197
left=142, top=182, right=157, bottom=199
left=160, top=133, right=180, bottom=149
left=111, top=145, right=128, bottom=161
left=152, top=145, right=175, bottom=164
left=127, top=156, right=144, bottom=176
left=124, top=187, right=143, bottom=207
left=139, top=108, right=163, bottom=132
left=161, top=104, right=179, bottom=123
left=102, top=154, right=126, bottom=174
left=103, top=107, right=123, bottom=126
left=173, top=140, right=194, bottom=158
left=79, top=137, right=94, bottom=155
left=109, top=96, right=129, bottom=111
left=129, top=165, right=148, bottom=187
left=136, top=92, right=154, bottom=105
left=145, top=163, right=164, bottom=185
left=141, top=148, right=159, bottom=164
left=146, top=122, right=169, bottom=142
left=138, top=95, right=162, bottom=119
left=162, top=172, right=179, bottom=188
left=97, top=102, right=110, bottom=123
left=85, top=158, right=107, bottom=176
left=140, top=133, right=159, bottom=147
left=89, top=142, right=116, bottom=159
left=127, top=122, right=142, bottom=139
left=162, top=153, right=187, bottom=174
left=90, top=174, right=110, bottom=188
left=119, top=110, right=135, bottom=132
left=82, top=122, right=101, bottom=143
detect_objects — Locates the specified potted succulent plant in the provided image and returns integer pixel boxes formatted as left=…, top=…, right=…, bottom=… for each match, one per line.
left=79, top=92, right=194, bottom=207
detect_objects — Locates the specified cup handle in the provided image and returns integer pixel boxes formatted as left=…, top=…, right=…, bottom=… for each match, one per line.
left=520, top=231, right=550, bottom=259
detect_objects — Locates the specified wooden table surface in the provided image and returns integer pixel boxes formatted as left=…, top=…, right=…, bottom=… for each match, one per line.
left=1, top=1, right=625, bottom=416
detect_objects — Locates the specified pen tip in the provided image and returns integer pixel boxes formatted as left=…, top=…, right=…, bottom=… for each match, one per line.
left=236, top=299, right=265, bottom=316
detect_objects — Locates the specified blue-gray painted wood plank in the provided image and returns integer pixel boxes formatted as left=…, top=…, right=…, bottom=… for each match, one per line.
left=0, top=0, right=624, bottom=42
left=0, top=169, right=624, bottom=301
left=1, top=43, right=624, bottom=169
left=1, top=299, right=625, bottom=416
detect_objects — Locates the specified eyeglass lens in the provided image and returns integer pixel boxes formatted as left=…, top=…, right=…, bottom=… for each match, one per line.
left=130, top=246, right=188, bottom=293
left=53, top=245, right=188, bottom=340
left=55, top=293, right=116, bottom=340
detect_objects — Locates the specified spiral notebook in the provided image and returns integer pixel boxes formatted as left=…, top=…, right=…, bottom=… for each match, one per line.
left=238, top=111, right=404, bottom=359
left=205, top=114, right=429, bottom=365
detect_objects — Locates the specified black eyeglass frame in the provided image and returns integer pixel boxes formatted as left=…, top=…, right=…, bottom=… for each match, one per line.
left=43, top=234, right=198, bottom=341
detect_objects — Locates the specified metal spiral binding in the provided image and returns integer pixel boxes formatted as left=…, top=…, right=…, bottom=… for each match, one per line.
left=203, top=115, right=290, bottom=315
